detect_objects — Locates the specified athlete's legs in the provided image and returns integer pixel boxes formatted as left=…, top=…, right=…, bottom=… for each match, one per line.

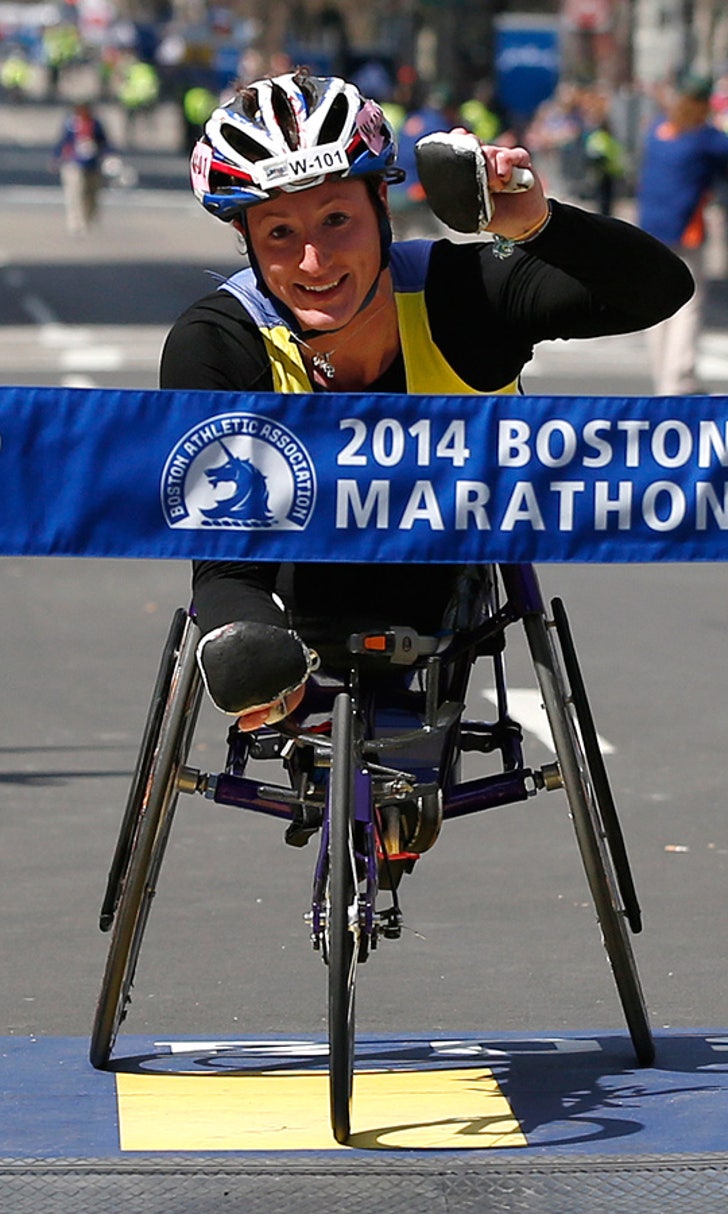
left=82, top=168, right=102, bottom=227
left=191, top=560, right=462, bottom=729
left=60, top=162, right=86, bottom=233
left=192, top=560, right=315, bottom=727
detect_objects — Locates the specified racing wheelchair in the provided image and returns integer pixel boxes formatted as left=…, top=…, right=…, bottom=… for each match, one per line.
left=90, top=560, right=654, bottom=1144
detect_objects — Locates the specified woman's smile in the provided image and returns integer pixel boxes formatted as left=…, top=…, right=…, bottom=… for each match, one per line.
left=296, top=275, right=347, bottom=296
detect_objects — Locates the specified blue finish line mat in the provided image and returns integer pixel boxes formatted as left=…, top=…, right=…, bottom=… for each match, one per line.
left=3, top=1031, right=728, bottom=1156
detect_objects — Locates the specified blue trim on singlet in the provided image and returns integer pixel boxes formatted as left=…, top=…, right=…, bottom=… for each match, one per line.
left=218, top=266, right=286, bottom=329
left=388, top=240, right=433, bottom=293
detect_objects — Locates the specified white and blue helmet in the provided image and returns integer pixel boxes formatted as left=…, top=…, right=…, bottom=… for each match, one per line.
left=190, top=67, right=404, bottom=223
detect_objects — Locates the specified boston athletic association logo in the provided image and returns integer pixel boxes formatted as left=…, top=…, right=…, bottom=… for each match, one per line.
left=161, top=412, right=316, bottom=530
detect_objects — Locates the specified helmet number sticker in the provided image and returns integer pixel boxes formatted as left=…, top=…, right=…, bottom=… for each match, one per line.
left=255, top=142, right=349, bottom=189
left=190, top=141, right=212, bottom=194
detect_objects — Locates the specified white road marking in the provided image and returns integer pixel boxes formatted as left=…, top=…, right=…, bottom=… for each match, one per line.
left=483, top=688, right=615, bottom=754
left=39, top=326, right=93, bottom=347
left=158, top=1040, right=330, bottom=1056
left=21, top=316, right=124, bottom=373
left=700, top=332, right=728, bottom=356
left=60, top=374, right=99, bottom=388
left=0, top=324, right=167, bottom=374
left=697, top=355, right=728, bottom=378
left=60, top=346, right=123, bottom=371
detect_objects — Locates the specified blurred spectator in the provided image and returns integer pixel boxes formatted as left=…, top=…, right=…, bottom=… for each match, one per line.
left=351, top=58, right=394, bottom=105
left=239, top=48, right=266, bottom=82
left=389, top=80, right=455, bottom=238
left=42, top=22, right=83, bottom=98
left=268, top=51, right=293, bottom=76
left=378, top=64, right=414, bottom=137
left=381, top=95, right=406, bottom=137
left=53, top=102, right=112, bottom=234
left=459, top=79, right=513, bottom=146
left=525, top=83, right=586, bottom=197
left=182, top=84, right=218, bottom=154
left=710, top=74, right=728, bottom=133
left=636, top=73, right=728, bottom=394
left=0, top=49, right=32, bottom=100
left=582, top=91, right=626, bottom=216
left=708, top=74, right=728, bottom=237
left=99, top=46, right=124, bottom=100
left=116, top=54, right=160, bottom=146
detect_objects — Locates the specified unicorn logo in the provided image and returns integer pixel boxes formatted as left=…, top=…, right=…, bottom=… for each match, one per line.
left=201, top=440, right=274, bottom=526
left=161, top=412, right=317, bottom=532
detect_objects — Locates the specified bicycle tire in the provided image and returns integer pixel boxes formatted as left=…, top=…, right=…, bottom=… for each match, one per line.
left=89, top=613, right=202, bottom=1069
left=551, top=597, right=643, bottom=934
left=327, top=691, right=359, bottom=1143
left=524, top=610, right=655, bottom=1066
left=98, top=608, right=189, bottom=933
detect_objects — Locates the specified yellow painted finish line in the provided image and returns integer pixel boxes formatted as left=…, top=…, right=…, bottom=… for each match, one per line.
left=117, top=1067, right=526, bottom=1150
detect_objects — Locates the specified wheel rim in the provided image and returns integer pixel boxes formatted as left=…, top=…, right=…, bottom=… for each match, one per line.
left=327, top=693, right=359, bottom=1142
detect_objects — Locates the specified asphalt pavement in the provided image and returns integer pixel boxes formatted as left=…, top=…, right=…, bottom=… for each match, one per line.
left=1, top=236, right=727, bottom=1041
left=2, top=96, right=728, bottom=1043
left=2, top=95, right=728, bottom=1204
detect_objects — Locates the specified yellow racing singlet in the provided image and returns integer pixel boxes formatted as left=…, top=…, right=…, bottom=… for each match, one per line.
left=220, top=240, right=519, bottom=396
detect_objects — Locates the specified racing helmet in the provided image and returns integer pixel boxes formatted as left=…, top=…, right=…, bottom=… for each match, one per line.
left=191, top=67, right=405, bottom=223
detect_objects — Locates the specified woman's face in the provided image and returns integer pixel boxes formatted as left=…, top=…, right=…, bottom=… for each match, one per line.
left=245, top=178, right=383, bottom=332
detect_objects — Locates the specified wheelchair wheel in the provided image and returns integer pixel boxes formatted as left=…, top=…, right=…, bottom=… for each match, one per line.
left=327, top=691, right=359, bottom=1144
left=98, top=608, right=189, bottom=933
left=523, top=609, right=655, bottom=1067
left=89, top=611, right=202, bottom=1069
left=551, top=597, right=643, bottom=934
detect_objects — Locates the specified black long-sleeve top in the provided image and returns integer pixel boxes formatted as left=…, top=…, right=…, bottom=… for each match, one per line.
left=160, top=200, right=693, bottom=639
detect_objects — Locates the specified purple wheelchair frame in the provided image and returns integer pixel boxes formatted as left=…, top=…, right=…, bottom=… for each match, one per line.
left=203, top=562, right=546, bottom=831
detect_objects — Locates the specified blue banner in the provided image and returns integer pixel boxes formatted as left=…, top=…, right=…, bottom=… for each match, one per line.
left=1, top=385, right=728, bottom=563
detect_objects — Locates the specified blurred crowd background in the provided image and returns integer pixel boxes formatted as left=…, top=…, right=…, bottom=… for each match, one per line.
left=1, top=1, right=727, bottom=182
left=3, top=4, right=728, bottom=394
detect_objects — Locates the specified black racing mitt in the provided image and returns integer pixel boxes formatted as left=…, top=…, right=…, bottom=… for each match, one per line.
left=196, top=621, right=317, bottom=715
left=414, top=131, right=533, bottom=234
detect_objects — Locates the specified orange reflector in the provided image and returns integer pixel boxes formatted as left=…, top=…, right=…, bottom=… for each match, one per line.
left=363, top=635, right=388, bottom=651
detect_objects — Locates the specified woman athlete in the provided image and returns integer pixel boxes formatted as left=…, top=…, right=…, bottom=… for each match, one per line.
left=161, top=67, right=693, bottom=732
